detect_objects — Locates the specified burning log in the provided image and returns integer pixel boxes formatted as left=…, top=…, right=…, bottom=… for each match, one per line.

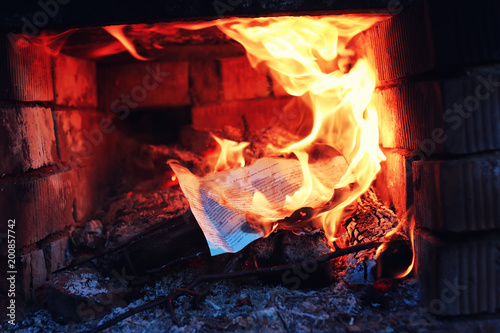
left=340, top=189, right=413, bottom=285
left=62, top=192, right=210, bottom=276
left=102, top=210, right=209, bottom=276
left=51, top=181, right=202, bottom=277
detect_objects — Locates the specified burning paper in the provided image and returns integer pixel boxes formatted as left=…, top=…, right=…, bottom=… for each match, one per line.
left=169, top=150, right=348, bottom=255
left=166, top=16, right=386, bottom=255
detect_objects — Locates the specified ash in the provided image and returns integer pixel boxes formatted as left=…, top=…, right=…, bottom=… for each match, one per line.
left=62, top=270, right=110, bottom=298
left=3, top=191, right=447, bottom=333
left=5, top=274, right=446, bottom=333
left=1, top=134, right=444, bottom=332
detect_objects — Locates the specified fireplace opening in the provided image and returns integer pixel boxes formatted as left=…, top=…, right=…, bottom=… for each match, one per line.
left=2, top=0, right=500, bottom=331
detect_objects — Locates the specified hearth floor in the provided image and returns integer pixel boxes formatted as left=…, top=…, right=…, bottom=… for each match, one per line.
left=4, top=273, right=457, bottom=333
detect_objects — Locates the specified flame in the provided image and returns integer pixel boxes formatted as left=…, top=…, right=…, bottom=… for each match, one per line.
left=104, top=25, right=151, bottom=61
left=13, top=29, right=78, bottom=56
left=375, top=209, right=416, bottom=279
left=94, top=15, right=388, bottom=243
left=210, top=134, right=249, bottom=172
left=215, top=16, right=386, bottom=240
left=401, top=215, right=416, bottom=278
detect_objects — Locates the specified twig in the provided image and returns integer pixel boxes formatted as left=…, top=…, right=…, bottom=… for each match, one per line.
left=87, top=240, right=385, bottom=332
left=276, top=309, right=290, bottom=333
left=145, top=251, right=205, bottom=274
left=279, top=307, right=319, bottom=321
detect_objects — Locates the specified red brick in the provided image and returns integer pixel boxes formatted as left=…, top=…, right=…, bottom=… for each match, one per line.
left=416, top=231, right=500, bottom=316
left=360, top=0, right=500, bottom=83
left=53, top=110, right=115, bottom=164
left=189, top=60, right=221, bottom=105
left=30, top=249, right=47, bottom=293
left=0, top=34, right=53, bottom=101
left=373, top=150, right=414, bottom=219
left=46, top=268, right=128, bottom=323
left=220, top=56, right=270, bottom=101
left=426, top=0, right=500, bottom=71
left=46, top=236, right=69, bottom=279
left=0, top=106, right=57, bottom=175
left=98, top=61, right=189, bottom=109
left=53, top=109, right=120, bottom=221
left=0, top=169, right=76, bottom=248
left=413, top=152, right=500, bottom=232
left=73, top=162, right=114, bottom=221
left=359, top=1, right=431, bottom=84
left=192, top=97, right=312, bottom=135
left=19, top=253, right=32, bottom=302
left=53, top=54, right=97, bottom=107
left=374, top=71, right=500, bottom=155
left=15, top=253, right=32, bottom=318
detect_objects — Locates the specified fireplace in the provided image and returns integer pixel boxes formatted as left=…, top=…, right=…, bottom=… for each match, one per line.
left=1, top=0, right=500, bottom=331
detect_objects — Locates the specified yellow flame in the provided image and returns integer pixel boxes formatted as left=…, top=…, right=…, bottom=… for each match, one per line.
left=375, top=209, right=416, bottom=279
left=99, top=15, right=388, bottom=242
left=400, top=215, right=416, bottom=278
left=216, top=16, right=386, bottom=240
left=210, top=134, right=249, bottom=172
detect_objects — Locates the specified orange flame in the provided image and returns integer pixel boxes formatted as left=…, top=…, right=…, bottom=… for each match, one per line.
left=215, top=16, right=386, bottom=240
left=375, top=209, right=416, bottom=279
left=401, top=215, right=416, bottom=278
left=13, top=29, right=78, bottom=56
left=98, top=15, right=388, bottom=243
left=210, top=134, right=249, bottom=172
left=104, top=25, right=151, bottom=61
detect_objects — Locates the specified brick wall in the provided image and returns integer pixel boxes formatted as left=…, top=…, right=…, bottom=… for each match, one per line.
left=0, top=35, right=118, bottom=318
left=362, top=0, right=500, bottom=316
left=98, top=53, right=311, bottom=139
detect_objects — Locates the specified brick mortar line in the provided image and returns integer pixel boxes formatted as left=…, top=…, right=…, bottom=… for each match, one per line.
left=379, top=148, right=500, bottom=162
left=52, top=105, right=101, bottom=112
left=0, top=229, right=71, bottom=258
left=379, top=147, right=416, bottom=156
left=0, top=100, right=53, bottom=108
left=375, top=63, right=500, bottom=91
left=412, top=149, right=500, bottom=163
left=415, top=226, right=500, bottom=244
left=0, top=163, right=72, bottom=184
left=194, top=96, right=293, bottom=108
left=94, top=45, right=246, bottom=67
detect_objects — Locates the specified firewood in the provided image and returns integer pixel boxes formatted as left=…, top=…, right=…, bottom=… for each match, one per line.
left=102, top=211, right=210, bottom=276
left=58, top=210, right=210, bottom=277
left=340, top=189, right=410, bottom=285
